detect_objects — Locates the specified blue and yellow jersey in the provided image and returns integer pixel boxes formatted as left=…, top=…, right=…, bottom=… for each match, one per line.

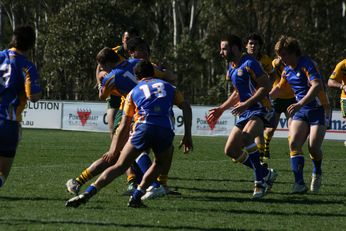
left=228, top=54, right=271, bottom=110
left=124, top=78, right=184, bottom=130
left=272, top=58, right=295, bottom=99
left=100, top=59, right=139, bottom=99
left=329, top=59, right=346, bottom=99
left=0, top=48, right=41, bottom=121
left=278, top=56, right=329, bottom=109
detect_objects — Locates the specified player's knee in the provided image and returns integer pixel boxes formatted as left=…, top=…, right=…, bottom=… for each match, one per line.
left=308, top=146, right=323, bottom=160
left=241, top=132, right=252, bottom=146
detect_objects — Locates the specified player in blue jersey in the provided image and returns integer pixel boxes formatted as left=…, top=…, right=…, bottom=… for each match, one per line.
left=66, top=42, right=178, bottom=198
left=66, top=60, right=193, bottom=208
left=66, top=47, right=139, bottom=195
left=270, top=35, right=330, bottom=193
left=0, top=26, right=42, bottom=188
left=207, top=35, right=277, bottom=199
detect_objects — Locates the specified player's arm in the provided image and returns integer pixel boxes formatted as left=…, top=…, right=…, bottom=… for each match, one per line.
left=174, top=90, right=193, bottom=154
left=287, top=78, right=322, bottom=116
left=207, top=90, right=239, bottom=124
left=103, top=92, right=134, bottom=162
left=25, top=65, right=42, bottom=102
left=269, top=76, right=287, bottom=99
left=328, top=61, right=346, bottom=92
left=231, top=73, right=270, bottom=116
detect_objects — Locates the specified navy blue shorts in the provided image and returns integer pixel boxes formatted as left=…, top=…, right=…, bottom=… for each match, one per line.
left=0, top=119, right=20, bottom=157
left=293, top=106, right=327, bottom=126
left=130, top=123, right=174, bottom=153
left=235, top=107, right=276, bottom=130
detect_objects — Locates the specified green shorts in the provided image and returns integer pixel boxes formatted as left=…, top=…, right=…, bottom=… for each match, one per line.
left=272, top=97, right=296, bottom=114
left=106, top=95, right=121, bottom=109
left=112, top=109, right=123, bottom=134
left=341, top=98, right=346, bottom=118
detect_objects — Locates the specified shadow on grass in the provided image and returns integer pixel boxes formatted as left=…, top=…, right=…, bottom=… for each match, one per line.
left=0, top=195, right=63, bottom=202
left=0, top=218, right=257, bottom=231
left=158, top=203, right=346, bottom=218
left=181, top=194, right=345, bottom=206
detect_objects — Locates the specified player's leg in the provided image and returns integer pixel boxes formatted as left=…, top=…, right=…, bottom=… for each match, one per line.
left=289, top=119, right=309, bottom=194
left=242, top=117, right=271, bottom=198
left=65, top=140, right=142, bottom=208
left=307, top=107, right=327, bottom=193
left=263, top=112, right=281, bottom=159
left=66, top=121, right=126, bottom=195
left=0, top=120, right=19, bottom=188
left=0, top=157, right=14, bottom=188
left=129, top=145, right=173, bottom=208
left=255, top=135, right=265, bottom=162
left=308, top=124, right=326, bottom=193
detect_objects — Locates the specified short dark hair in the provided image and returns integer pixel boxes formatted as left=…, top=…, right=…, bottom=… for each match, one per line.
left=96, top=47, right=119, bottom=64
left=127, top=37, right=150, bottom=54
left=221, top=34, right=243, bottom=51
left=246, top=32, right=263, bottom=47
left=9, top=25, right=35, bottom=51
left=134, top=60, right=154, bottom=80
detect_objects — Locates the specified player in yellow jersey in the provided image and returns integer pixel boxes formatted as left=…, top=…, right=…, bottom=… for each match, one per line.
left=328, top=59, right=346, bottom=118
left=263, top=58, right=296, bottom=158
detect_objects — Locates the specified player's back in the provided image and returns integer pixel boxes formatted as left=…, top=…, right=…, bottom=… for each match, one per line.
left=131, top=78, right=176, bottom=129
left=0, top=49, right=40, bottom=121
left=101, top=59, right=139, bottom=97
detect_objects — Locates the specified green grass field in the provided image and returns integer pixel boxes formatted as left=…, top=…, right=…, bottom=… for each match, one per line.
left=0, top=129, right=345, bottom=230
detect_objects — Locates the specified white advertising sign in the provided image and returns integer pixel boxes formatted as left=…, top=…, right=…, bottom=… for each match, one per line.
left=62, top=102, right=108, bottom=132
left=173, top=106, right=236, bottom=136
left=22, top=100, right=62, bottom=129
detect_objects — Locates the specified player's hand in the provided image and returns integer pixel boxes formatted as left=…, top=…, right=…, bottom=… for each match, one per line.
left=179, top=135, right=193, bottom=154
left=207, top=107, right=223, bottom=124
left=102, top=151, right=118, bottom=163
left=287, top=103, right=302, bottom=116
left=231, top=102, right=248, bottom=116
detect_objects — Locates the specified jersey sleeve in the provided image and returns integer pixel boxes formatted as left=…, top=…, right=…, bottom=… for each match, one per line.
left=24, top=63, right=41, bottom=98
left=247, top=59, right=265, bottom=79
left=329, top=59, right=346, bottom=82
left=100, top=72, right=122, bottom=98
left=123, top=90, right=136, bottom=117
left=277, top=70, right=289, bottom=89
left=303, top=58, right=322, bottom=82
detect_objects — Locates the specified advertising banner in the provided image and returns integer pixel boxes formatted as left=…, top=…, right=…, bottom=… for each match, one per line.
left=22, top=100, right=62, bottom=129
left=173, top=106, right=236, bottom=136
left=62, top=102, right=108, bottom=132
left=22, top=100, right=345, bottom=141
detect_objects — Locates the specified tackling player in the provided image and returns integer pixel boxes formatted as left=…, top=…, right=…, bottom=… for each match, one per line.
left=66, top=60, right=193, bottom=208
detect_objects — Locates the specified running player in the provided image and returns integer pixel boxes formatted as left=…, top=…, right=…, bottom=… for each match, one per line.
left=270, top=35, right=330, bottom=193
left=0, top=26, right=42, bottom=188
left=208, top=35, right=277, bottom=199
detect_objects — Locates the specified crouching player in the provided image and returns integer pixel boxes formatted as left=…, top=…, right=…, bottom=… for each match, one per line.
left=66, top=60, right=193, bottom=208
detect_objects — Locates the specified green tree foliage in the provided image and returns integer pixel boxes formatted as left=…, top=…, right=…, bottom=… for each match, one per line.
left=0, top=0, right=345, bottom=106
